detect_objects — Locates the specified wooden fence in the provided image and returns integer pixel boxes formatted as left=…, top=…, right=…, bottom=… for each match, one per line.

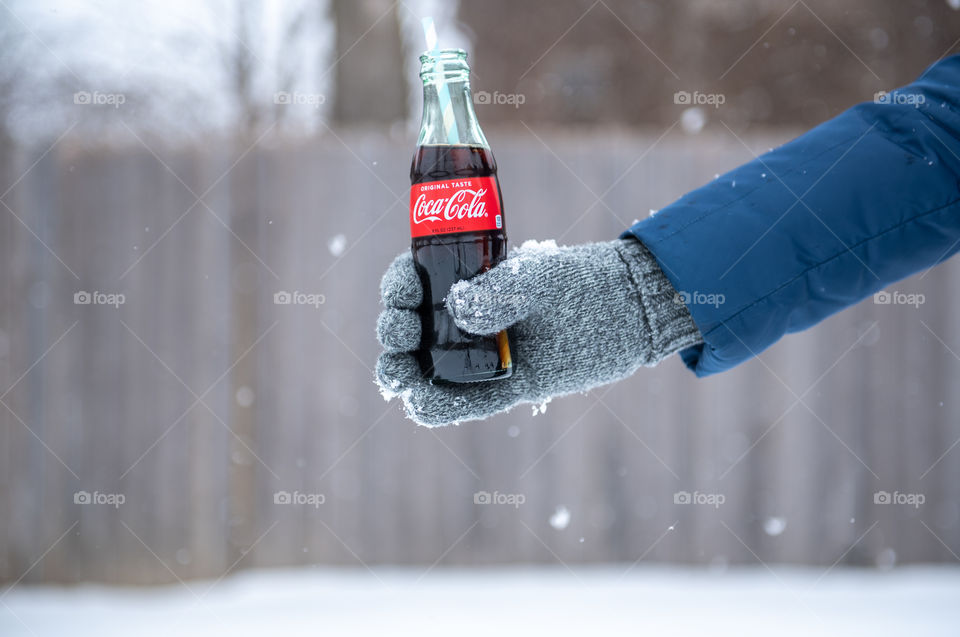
left=1, top=128, right=958, bottom=584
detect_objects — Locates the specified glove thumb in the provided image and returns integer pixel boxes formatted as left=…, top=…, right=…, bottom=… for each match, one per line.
left=446, top=257, right=537, bottom=335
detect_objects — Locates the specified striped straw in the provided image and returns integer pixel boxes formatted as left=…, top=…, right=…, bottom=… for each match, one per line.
left=421, top=17, right=460, bottom=144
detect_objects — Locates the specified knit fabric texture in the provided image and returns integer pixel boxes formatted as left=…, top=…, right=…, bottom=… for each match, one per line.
left=376, top=237, right=703, bottom=426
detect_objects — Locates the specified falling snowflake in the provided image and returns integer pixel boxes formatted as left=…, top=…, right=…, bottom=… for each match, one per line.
left=681, top=106, right=706, bottom=134
left=549, top=506, right=571, bottom=530
left=763, top=516, right=787, bottom=536
left=327, top=234, right=347, bottom=257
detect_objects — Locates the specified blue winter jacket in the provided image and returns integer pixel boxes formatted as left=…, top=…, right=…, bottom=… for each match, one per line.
left=624, top=55, right=960, bottom=377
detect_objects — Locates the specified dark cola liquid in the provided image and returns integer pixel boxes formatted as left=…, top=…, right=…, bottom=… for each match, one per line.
left=410, top=144, right=512, bottom=383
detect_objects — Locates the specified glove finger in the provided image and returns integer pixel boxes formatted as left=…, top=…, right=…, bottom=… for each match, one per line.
left=403, top=357, right=538, bottom=427
left=378, top=350, right=534, bottom=426
left=445, top=257, right=538, bottom=335
left=380, top=252, right=422, bottom=309
left=376, top=308, right=422, bottom=352
left=402, top=375, right=528, bottom=427
left=375, top=351, right=422, bottom=399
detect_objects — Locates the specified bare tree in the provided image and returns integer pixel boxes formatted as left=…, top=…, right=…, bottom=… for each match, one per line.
left=331, top=0, right=407, bottom=126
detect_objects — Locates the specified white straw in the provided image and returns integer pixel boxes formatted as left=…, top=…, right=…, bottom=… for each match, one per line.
left=421, top=17, right=459, bottom=144
left=422, top=16, right=438, bottom=51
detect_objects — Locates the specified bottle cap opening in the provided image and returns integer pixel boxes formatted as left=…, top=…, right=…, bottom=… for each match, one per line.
left=419, top=48, right=469, bottom=81
left=419, top=48, right=467, bottom=63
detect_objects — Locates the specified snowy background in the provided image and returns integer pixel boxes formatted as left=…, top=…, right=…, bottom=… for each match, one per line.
left=4, top=567, right=960, bottom=636
left=2, top=0, right=960, bottom=633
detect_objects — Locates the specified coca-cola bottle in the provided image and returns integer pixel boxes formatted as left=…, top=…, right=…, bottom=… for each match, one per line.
left=409, top=48, right=512, bottom=383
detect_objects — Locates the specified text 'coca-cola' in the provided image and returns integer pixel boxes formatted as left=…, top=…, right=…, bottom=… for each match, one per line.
left=409, top=176, right=503, bottom=237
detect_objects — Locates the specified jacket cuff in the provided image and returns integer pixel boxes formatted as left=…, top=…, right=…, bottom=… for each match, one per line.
left=615, top=238, right=704, bottom=365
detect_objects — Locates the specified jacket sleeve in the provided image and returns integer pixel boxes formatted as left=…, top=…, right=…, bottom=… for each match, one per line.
left=623, top=55, right=960, bottom=377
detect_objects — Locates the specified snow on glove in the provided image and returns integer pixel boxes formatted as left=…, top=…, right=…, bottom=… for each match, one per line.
left=375, top=238, right=703, bottom=427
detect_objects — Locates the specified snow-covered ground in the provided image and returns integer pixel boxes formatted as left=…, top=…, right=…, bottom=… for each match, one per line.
left=3, top=566, right=959, bottom=636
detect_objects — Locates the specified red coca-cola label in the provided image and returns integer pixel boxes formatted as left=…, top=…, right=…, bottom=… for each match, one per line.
left=409, top=176, right=503, bottom=238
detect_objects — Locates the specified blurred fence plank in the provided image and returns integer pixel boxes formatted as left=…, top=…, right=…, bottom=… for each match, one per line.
left=1, top=129, right=959, bottom=585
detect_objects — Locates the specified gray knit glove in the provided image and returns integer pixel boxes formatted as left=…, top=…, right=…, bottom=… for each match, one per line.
left=376, top=238, right=703, bottom=426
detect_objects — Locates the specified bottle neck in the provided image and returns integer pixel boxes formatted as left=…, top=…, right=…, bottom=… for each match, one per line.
left=417, top=51, right=489, bottom=148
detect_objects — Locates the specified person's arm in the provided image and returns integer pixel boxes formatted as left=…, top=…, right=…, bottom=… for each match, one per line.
left=625, top=55, right=960, bottom=376
left=376, top=55, right=960, bottom=426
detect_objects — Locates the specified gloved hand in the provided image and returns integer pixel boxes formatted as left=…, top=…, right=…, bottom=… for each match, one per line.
left=376, top=237, right=702, bottom=426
